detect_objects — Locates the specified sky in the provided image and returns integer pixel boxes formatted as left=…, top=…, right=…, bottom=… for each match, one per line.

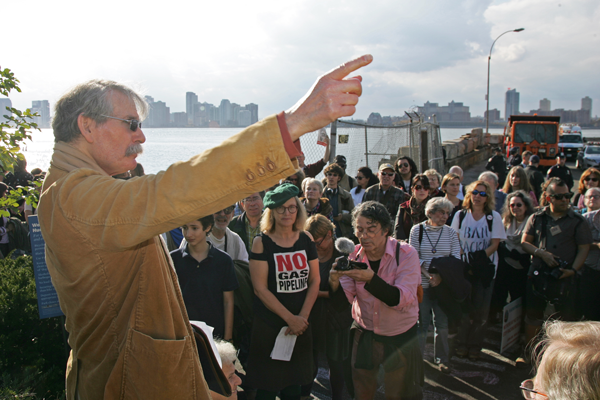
left=2, top=0, right=599, bottom=121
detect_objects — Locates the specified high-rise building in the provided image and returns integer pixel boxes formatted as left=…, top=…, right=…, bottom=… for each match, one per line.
left=238, top=110, right=251, bottom=127
left=417, top=101, right=471, bottom=122
left=505, top=89, right=520, bottom=119
left=245, top=103, right=259, bottom=124
left=172, top=112, right=187, bottom=127
left=0, top=98, right=12, bottom=124
left=186, top=92, right=198, bottom=126
left=31, top=100, right=51, bottom=128
left=219, top=99, right=231, bottom=127
left=484, top=109, right=501, bottom=122
left=231, top=103, right=240, bottom=126
left=540, top=98, right=551, bottom=112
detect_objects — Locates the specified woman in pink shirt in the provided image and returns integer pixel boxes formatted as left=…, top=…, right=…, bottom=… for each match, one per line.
left=329, top=201, right=423, bottom=400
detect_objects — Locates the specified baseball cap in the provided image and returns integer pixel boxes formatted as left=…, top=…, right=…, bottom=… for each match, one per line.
left=530, top=155, right=540, bottom=163
left=379, top=163, right=394, bottom=172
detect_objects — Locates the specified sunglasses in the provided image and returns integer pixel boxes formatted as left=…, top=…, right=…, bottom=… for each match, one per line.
left=380, top=172, right=394, bottom=176
left=217, top=206, right=235, bottom=214
left=510, top=203, right=523, bottom=208
left=471, top=190, right=488, bottom=197
left=101, top=115, right=142, bottom=131
left=414, top=185, right=429, bottom=191
left=355, top=176, right=365, bottom=180
left=549, top=193, right=574, bottom=200
left=399, top=163, right=409, bottom=168
left=584, top=177, right=599, bottom=182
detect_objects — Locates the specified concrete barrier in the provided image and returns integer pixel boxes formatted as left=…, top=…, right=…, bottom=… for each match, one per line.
left=442, top=129, right=505, bottom=172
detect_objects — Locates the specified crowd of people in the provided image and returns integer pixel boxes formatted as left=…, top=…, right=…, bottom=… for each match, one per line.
left=162, top=144, right=600, bottom=400
left=33, top=67, right=598, bottom=399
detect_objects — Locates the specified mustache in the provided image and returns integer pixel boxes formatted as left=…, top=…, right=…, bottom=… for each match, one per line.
left=125, top=143, right=143, bottom=157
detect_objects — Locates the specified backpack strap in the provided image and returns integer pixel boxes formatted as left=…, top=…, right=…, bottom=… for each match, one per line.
left=458, top=209, right=467, bottom=230
left=395, top=241, right=400, bottom=266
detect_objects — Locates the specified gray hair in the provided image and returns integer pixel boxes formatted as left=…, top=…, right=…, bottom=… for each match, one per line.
left=302, top=177, right=323, bottom=195
left=424, top=169, right=442, bottom=186
left=585, top=187, right=600, bottom=197
left=215, top=339, right=238, bottom=366
left=425, top=197, right=454, bottom=218
left=52, top=79, right=148, bottom=143
left=448, top=165, right=463, bottom=177
left=479, top=171, right=499, bottom=188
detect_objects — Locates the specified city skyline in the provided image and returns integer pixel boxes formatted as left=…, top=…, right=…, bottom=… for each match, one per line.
left=3, top=0, right=598, bottom=122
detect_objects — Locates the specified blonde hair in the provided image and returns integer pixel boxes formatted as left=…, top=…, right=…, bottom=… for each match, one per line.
left=424, top=169, right=442, bottom=187
left=260, top=196, right=307, bottom=233
left=533, top=320, right=600, bottom=400
left=462, top=180, right=495, bottom=214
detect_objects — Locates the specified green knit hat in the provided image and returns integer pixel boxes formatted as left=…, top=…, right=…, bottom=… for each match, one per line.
left=263, top=183, right=300, bottom=209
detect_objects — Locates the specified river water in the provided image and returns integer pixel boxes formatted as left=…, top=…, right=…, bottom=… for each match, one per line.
left=22, top=127, right=600, bottom=175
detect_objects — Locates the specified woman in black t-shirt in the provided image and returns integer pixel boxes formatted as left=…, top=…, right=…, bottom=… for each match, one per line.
left=246, top=184, right=320, bottom=400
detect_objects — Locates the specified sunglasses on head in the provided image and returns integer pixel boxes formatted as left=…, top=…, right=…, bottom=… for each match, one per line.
left=549, top=193, right=573, bottom=200
left=471, top=190, right=488, bottom=197
left=584, top=177, right=599, bottom=182
left=101, top=115, right=142, bottom=131
left=414, top=184, right=429, bottom=191
left=380, top=172, right=394, bottom=176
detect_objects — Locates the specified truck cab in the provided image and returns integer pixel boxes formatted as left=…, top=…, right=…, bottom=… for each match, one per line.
left=504, top=115, right=561, bottom=169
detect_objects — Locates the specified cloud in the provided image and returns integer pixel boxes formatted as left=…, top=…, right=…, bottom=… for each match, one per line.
left=3, top=0, right=599, bottom=120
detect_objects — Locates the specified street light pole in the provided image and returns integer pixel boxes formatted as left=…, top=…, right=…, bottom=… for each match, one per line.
left=486, top=28, right=524, bottom=136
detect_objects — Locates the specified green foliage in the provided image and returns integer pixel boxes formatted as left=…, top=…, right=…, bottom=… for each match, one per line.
left=0, top=255, right=66, bottom=399
left=0, top=67, right=41, bottom=220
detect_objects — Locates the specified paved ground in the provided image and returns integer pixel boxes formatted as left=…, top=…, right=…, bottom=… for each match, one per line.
left=306, top=159, right=583, bottom=400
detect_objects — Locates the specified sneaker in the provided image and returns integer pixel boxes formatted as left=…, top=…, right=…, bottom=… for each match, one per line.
left=439, top=363, right=450, bottom=374
left=455, top=345, right=468, bottom=358
left=468, top=348, right=481, bottom=361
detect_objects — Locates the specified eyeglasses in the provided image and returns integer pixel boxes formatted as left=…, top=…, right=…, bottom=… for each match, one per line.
left=243, top=196, right=261, bottom=203
left=315, top=235, right=329, bottom=246
left=275, top=205, right=298, bottom=214
left=355, top=225, right=382, bottom=238
left=472, top=190, right=488, bottom=197
left=519, top=379, right=548, bottom=399
left=217, top=206, right=235, bottom=214
left=380, top=172, right=394, bottom=177
left=510, top=203, right=523, bottom=208
left=414, top=185, right=429, bottom=191
left=585, top=194, right=600, bottom=200
left=399, top=163, right=409, bottom=168
left=101, top=115, right=142, bottom=131
left=355, top=176, right=365, bottom=180
left=584, top=177, right=599, bottom=182
left=549, top=192, right=573, bottom=200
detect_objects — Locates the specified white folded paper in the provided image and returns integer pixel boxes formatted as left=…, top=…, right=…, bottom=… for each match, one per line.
left=270, top=327, right=297, bottom=361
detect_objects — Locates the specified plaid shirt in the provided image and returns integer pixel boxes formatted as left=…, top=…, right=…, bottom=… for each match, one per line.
left=362, top=184, right=407, bottom=223
left=245, top=215, right=261, bottom=250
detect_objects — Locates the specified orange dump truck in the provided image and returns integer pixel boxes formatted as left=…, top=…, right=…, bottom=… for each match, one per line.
left=504, top=115, right=561, bottom=169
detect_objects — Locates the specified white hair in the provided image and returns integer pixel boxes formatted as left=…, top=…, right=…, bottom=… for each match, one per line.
left=215, top=340, right=238, bottom=365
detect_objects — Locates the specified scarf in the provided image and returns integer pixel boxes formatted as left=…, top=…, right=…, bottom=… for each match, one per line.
left=409, top=196, right=429, bottom=225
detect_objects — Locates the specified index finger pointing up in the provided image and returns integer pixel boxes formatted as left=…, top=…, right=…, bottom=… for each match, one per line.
left=326, top=55, right=373, bottom=80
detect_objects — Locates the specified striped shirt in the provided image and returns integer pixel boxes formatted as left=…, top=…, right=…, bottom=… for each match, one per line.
left=408, top=222, right=461, bottom=288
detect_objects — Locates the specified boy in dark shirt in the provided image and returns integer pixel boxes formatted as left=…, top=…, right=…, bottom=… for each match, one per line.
left=170, top=215, right=239, bottom=340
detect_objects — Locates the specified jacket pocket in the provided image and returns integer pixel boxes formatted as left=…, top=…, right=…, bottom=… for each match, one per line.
left=121, top=329, right=198, bottom=399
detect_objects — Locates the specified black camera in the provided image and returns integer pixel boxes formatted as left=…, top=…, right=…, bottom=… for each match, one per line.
left=334, top=237, right=369, bottom=271
left=335, top=256, right=369, bottom=271
left=549, top=258, right=571, bottom=279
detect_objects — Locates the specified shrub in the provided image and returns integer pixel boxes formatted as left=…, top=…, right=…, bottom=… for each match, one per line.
left=0, top=255, right=66, bottom=398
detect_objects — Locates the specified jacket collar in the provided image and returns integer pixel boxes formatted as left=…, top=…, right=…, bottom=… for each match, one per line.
left=49, top=141, right=107, bottom=176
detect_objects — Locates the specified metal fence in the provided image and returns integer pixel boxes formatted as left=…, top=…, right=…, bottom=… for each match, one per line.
left=299, top=118, right=444, bottom=179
